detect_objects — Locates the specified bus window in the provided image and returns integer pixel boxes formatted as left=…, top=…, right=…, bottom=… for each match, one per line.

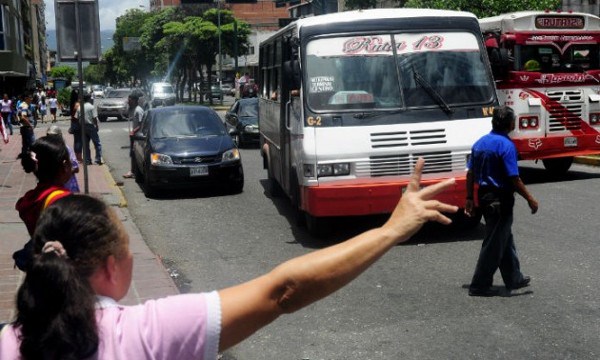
left=305, top=35, right=402, bottom=111
left=396, top=32, right=493, bottom=107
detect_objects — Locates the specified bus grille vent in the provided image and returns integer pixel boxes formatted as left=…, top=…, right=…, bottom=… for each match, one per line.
left=370, top=129, right=446, bottom=148
left=366, top=151, right=457, bottom=177
left=546, top=90, right=583, bottom=132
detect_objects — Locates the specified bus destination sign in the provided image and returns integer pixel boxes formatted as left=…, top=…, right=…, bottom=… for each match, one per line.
left=535, top=15, right=585, bottom=29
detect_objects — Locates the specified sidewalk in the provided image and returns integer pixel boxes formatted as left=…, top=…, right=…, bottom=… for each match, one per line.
left=0, top=120, right=178, bottom=323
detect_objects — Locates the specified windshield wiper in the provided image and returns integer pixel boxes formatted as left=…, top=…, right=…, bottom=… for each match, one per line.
left=353, top=109, right=404, bottom=120
left=412, top=66, right=454, bottom=116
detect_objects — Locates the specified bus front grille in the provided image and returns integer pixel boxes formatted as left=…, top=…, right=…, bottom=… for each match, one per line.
left=370, top=129, right=446, bottom=148
left=364, top=151, right=460, bottom=177
left=546, top=90, right=583, bottom=132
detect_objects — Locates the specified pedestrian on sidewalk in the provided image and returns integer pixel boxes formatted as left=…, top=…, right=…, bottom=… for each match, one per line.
left=1, top=93, right=14, bottom=136
left=0, top=159, right=458, bottom=359
left=465, top=106, right=539, bottom=297
left=69, top=89, right=83, bottom=162
left=0, top=113, right=9, bottom=144
left=123, top=92, right=144, bottom=178
left=77, top=93, right=103, bottom=165
left=11, top=135, right=72, bottom=271
left=17, top=96, right=35, bottom=159
left=48, top=94, right=58, bottom=123
left=47, top=125, right=80, bottom=193
left=38, top=95, right=47, bottom=124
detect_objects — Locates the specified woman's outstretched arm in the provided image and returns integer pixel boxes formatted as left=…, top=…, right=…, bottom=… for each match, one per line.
left=218, top=158, right=458, bottom=351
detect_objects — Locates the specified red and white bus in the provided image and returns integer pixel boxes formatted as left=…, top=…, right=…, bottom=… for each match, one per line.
left=259, top=9, right=498, bottom=235
left=480, top=11, right=600, bottom=174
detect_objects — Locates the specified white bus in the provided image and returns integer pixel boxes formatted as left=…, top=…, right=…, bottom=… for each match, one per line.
left=259, top=9, right=498, bottom=235
left=480, top=11, right=600, bottom=174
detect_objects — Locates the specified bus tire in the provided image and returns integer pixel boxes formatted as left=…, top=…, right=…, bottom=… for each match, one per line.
left=304, top=213, right=332, bottom=238
left=542, top=157, right=573, bottom=176
left=267, top=163, right=284, bottom=197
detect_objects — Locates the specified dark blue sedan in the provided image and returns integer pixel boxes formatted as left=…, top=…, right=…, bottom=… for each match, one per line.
left=131, top=106, right=244, bottom=196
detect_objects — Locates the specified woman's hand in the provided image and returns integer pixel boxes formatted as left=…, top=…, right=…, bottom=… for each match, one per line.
left=382, top=157, right=458, bottom=242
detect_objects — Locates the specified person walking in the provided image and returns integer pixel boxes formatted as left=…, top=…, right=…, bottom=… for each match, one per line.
left=1, top=94, right=14, bottom=136
left=78, top=93, right=103, bottom=165
left=123, top=92, right=144, bottom=179
left=70, top=89, right=83, bottom=162
left=48, top=94, right=59, bottom=123
left=38, top=95, right=47, bottom=124
left=465, top=106, right=539, bottom=297
left=0, top=113, right=8, bottom=144
left=0, top=158, right=458, bottom=359
left=17, top=96, right=35, bottom=159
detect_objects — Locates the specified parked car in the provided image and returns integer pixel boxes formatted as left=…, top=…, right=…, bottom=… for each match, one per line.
left=204, top=84, right=222, bottom=100
left=150, top=82, right=176, bottom=107
left=95, top=88, right=146, bottom=122
left=131, top=106, right=244, bottom=196
left=224, top=97, right=259, bottom=147
left=220, top=83, right=233, bottom=96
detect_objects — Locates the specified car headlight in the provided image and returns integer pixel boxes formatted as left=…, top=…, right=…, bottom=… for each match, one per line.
left=222, top=148, right=240, bottom=162
left=317, top=163, right=350, bottom=177
left=244, top=124, right=258, bottom=133
left=150, top=153, right=172, bottom=165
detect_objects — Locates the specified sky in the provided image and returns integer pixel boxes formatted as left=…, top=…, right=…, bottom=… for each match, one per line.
left=45, top=0, right=148, bottom=31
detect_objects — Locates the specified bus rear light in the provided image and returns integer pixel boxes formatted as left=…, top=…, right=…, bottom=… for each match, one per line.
left=590, top=113, right=600, bottom=124
left=519, top=116, right=539, bottom=129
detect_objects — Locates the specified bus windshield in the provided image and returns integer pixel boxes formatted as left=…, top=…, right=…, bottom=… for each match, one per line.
left=305, top=32, right=494, bottom=112
left=517, top=43, right=600, bottom=73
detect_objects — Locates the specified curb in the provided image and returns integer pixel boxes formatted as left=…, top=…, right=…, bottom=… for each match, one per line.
left=574, top=156, right=600, bottom=166
left=101, top=164, right=128, bottom=208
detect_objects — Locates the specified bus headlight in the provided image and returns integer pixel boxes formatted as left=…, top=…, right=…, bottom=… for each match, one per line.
left=590, top=113, right=600, bottom=124
left=317, top=163, right=350, bottom=177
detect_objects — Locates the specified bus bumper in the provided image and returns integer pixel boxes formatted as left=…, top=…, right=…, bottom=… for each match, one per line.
left=301, top=177, right=468, bottom=217
left=514, top=134, right=600, bottom=160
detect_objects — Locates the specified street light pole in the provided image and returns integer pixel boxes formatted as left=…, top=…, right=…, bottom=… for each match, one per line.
left=217, top=0, right=223, bottom=105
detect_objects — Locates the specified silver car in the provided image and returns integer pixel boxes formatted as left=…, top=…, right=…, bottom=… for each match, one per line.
left=95, top=88, right=146, bottom=122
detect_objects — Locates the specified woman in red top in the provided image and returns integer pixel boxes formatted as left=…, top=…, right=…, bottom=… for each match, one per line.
left=13, top=135, right=72, bottom=270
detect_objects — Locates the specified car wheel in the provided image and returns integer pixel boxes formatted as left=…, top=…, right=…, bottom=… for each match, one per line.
left=98, top=115, right=107, bottom=122
left=143, top=163, right=157, bottom=198
left=116, top=115, right=123, bottom=121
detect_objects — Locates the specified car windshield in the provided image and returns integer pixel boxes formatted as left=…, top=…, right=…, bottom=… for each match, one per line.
left=239, top=101, right=258, bottom=117
left=154, top=85, right=174, bottom=94
left=305, top=32, right=494, bottom=113
left=152, top=109, right=226, bottom=138
left=107, top=90, right=131, bottom=98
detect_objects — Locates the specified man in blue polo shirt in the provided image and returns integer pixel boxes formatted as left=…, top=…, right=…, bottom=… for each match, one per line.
left=465, top=106, right=539, bottom=297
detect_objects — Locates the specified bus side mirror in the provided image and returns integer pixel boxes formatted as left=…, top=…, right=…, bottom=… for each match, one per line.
left=284, top=60, right=301, bottom=89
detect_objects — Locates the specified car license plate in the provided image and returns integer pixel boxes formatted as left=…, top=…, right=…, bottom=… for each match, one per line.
left=190, top=166, right=208, bottom=177
left=564, top=137, right=577, bottom=147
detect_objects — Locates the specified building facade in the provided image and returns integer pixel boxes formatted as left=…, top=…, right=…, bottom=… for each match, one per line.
left=0, top=0, right=47, bottom=95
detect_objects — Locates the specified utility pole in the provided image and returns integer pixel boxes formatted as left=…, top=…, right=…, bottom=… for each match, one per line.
left=217, top=0, right=223, bottom=105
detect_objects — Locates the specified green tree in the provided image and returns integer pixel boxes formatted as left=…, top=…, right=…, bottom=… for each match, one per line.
left=403, top=0, right=561, bottom=18
left=84, top=63, right=107, bottom=85
left=49, top=65, right=76, bottom=82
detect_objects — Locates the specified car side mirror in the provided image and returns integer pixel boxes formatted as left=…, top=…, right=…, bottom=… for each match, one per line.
left=229, top=114, right=239, bottom=124
left=229, top=128, right=239, bottom=137
left=132, top=132, right=146, bottom=141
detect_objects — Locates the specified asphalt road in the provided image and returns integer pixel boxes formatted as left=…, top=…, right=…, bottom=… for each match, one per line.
left=94, top=117, right=600, bottom=360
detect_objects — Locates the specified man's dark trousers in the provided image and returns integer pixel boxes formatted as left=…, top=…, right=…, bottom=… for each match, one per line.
left=470, top=188, right=525, bottom=290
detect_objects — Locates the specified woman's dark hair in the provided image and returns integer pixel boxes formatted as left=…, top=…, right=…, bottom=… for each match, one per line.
left=21, top=135, right=69, bottom=183
left=15, top=194, right=127, bottom=360
left=491, top=106, right=515, bottom=132
left=69, top=89, right=79, bottom=113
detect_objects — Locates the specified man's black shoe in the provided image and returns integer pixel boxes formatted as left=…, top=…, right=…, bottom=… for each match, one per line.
left=507, top=276, right=531, bottom=291
left=468, top=287, right=499, bottom=297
